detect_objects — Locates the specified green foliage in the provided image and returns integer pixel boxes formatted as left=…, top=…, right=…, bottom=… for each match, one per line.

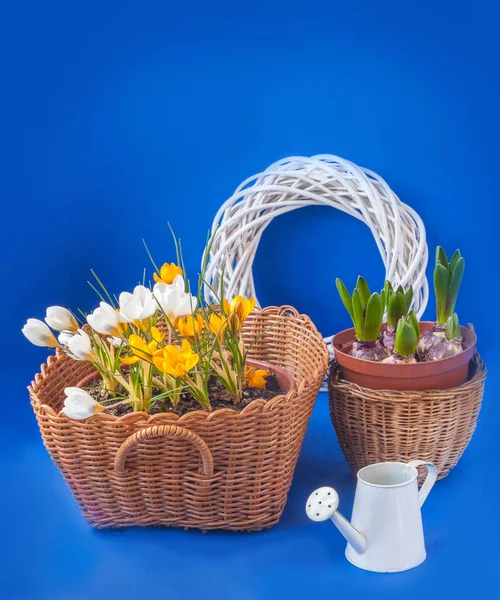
left=387, top=291, right=407, bottom=328
left=356, top=276, right=371, bottom=307
left=408, top=310, right=420, bottom=340
left=384, top=280, right=414, bottom=328
left=335, top=277, right=384, bottom=341
left=336, top=278, right=354, bottom=321
left=445, top=313, right=461, bottom=341
left=433, top=247, right=465, bottom=323
left=364, top=293, right=384, bottom=341
left=404, top=287, right=413, bottom=312
left=394, top=315, right=419, bottom=357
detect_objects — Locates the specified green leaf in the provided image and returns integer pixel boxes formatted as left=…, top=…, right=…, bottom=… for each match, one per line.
left=436, top=246, right=449, bottom=269
left=352, top=288, right=365, bottom=339
left=404, top=287, right=413, bottom=312
left=90, top=269, right=116, bottom=308
left=381, top=280, right=392, bottom=314
left=445, top=257, right=464, bottom=319
left=387, top=292, right=407, bottom=328
left=142, top=238, right=160, bottom=274
left=408, top=310, right=420, bottom=340
left=394, top=317, right=419, bottom=356
left=336, top=278, right=354, bottom=323
left=434, top=263, right=451, bottom=323
left=380, top=289, right=387, bottom=314
left=356, top=276, right=371, bottom=307
left=445, top=313, right=461, bottom=341
left=363, top=293, right=384, bottom=341
left=449, top=249, right=461, bottom=274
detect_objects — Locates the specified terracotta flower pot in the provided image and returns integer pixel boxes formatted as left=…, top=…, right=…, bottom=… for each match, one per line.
left=332, top=321, right=477, bottom=390
left=75, top=359, right=295, bottom=395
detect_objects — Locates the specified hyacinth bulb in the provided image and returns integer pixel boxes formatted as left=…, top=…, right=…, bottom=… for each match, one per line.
left=417, top=325, right=446, bottom=359
left=427, top=313, right=463, bottom=361
left=351, top=339, right=390, bottom=361
left=380, top=325, right=396, bottom=352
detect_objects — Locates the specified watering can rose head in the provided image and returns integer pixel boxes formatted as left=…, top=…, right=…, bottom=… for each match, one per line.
left=21, top=234, right=271, bottom=418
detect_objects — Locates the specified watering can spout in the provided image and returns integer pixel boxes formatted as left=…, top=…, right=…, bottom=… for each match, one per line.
left=306, top=487, right=367, bottom=555
left=330, top=510, right=367, bottom=555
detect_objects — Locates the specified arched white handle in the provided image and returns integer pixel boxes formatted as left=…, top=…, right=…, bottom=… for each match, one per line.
left=408, top=460, right=438, bottom=506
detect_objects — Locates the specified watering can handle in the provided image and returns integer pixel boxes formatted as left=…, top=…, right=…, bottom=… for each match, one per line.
left=408, top=460, right=438, bottom=507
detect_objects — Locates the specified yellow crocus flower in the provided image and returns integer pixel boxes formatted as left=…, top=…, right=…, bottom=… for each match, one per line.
left=153, top=262, right=183, bottom=284
left=153, top=339, right=199, bottom=377
left=208, top=313, right=227, bottom=338
left=176, top=313, right=204, bottom=338
left=245, top=366, right=270, bottom=389
left=223, top=296, right=256, bottom=329
left=120, top=327, right=164, bottom=364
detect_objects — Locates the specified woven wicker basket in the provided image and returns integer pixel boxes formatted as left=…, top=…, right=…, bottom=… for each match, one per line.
left=328, top=354, right=486, bottom=481
left=29, top=306, right=329, bottom=531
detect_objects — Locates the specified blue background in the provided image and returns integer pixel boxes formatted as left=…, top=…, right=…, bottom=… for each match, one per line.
left=2, top=1, right=499, bottom=598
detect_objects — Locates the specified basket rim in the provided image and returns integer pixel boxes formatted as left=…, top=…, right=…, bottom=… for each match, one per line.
left=328, top=353, right=486, bottom=400
left=29, top=305, right=329, bottom=425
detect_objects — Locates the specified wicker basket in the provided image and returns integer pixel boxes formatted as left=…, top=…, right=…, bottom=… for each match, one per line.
left=328, top=354, right=486, bottom=481
left=29, top=306, right=329, bottom=531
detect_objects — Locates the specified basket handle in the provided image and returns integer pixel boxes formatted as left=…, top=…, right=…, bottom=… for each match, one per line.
left=114, top=424, right=214, bottom=476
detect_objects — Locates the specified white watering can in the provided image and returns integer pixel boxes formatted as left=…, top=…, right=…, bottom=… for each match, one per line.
left=306, top=460, right=438, bottom=573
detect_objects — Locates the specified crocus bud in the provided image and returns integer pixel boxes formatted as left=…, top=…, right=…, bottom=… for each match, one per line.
left=62, top=387, right=103, bottom=420
left=119, top=285, right=157, bottom=322
left=66, top=329, right=96, bottom=361
left=45, top=306, right=79, bottom=332
left=22, top=319, right=58, bottom=348
left=153, top=263, right=183, bottom=284
left=58, top=331, right=74, bottom=346
left=87, top=302, right=123, bottom=336
left=153, top=278, right=197, bottom=319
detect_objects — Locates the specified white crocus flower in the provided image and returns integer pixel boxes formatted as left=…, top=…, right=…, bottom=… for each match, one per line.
left=58, top=331, right=74, bottom=346
left=107, top=336, right=123, bottom=347
left=45, top=306, right=78, bottom=332
left=66, top=329, right=96, bottom=361
left=153, top=275, right=197, bottom=319
left=87, top=302, right=124, bottom=336
left=118, top=285, right=156, bottom=323
left=22, top=319, right=58, bottom=348
left=62, top=387, right=103, bottom=420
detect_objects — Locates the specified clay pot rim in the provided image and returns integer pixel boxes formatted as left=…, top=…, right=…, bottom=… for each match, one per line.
left=333, top=321, right=477, bottom=370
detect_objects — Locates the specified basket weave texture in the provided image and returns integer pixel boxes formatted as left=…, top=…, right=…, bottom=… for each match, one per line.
left=328, top=354, right=486, bottom=482
left=29, top=306, right=329, bottom=531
